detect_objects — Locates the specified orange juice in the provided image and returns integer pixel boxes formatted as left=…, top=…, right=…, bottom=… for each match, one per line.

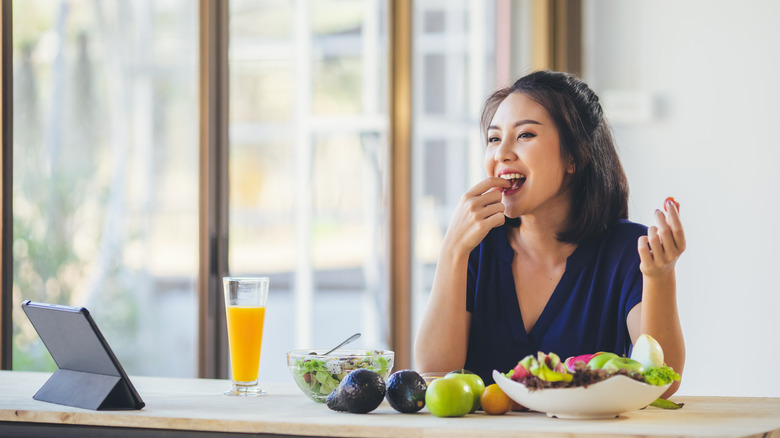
left=226, top=306, right=266, bottom=383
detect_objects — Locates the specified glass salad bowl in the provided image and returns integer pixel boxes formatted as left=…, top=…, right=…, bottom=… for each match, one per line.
left=287, top=349, right=394, bottom=402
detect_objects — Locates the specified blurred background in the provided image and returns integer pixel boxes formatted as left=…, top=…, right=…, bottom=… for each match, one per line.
left=8, top=0, right=780, bottom=397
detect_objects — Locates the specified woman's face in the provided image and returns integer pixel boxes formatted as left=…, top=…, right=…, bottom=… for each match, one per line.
left=484, top=92, right=573, bottom=219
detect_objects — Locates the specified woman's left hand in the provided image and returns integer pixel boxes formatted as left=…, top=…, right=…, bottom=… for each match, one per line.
left=638, top=198, right=686, bottom=277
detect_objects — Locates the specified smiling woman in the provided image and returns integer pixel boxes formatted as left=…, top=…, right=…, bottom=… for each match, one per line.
left=414, top=71, right=686, bottom=399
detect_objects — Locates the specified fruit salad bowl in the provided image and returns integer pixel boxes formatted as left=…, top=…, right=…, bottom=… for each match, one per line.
left=492, top=369, right=670, bottom=419
left=287, top=349, right=394, bottom=402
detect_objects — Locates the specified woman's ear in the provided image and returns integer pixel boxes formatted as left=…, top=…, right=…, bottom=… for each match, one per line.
left=566, top=158, right=576, bottom=174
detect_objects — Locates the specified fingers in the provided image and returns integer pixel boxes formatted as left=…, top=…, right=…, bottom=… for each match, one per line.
left=455, top=178, right=506, bottom=226
left=477, top=198, right=506, bottom=220
left=446, top=178, right=508, bottom=252
left=485, top=209, right=507, bottom=229
left=460, top=177, right=508, bottom=220
left=654, top=201, right=686, bottom=253
left=638, top=198, right=687, bottom=276
left=654, top=210, right=675, bottom=251
left=638, top=227, right=671, bottom=275
left=461, top=188, right=502, bottom=217
left=637, top=235, right=652, bottom=265
left=647, top=223, right=666, bottom=259
left=466, top=176, right=511, bottom=197
left=664, top=199, right=686, bottom=252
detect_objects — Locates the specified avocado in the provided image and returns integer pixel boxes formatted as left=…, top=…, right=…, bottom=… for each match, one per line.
left=325, top=385, right=349, bottom=412
left=385, top=370, right=427, bottom=413
left=326, top=368, right=386, bottom=414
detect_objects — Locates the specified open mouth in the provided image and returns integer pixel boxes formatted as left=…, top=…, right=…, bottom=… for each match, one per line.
left=500, top=173, right=526, bottom=192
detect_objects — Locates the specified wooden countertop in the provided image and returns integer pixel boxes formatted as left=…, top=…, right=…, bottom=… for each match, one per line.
left=1, top=371, right=779, bottom=437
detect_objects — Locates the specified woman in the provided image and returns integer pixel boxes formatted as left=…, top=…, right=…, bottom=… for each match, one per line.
left=414, top=71, right=685, bottom=397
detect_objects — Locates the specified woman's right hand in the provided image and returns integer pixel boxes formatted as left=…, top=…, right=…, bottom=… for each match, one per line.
left=442, top=177, right=510, bottom=255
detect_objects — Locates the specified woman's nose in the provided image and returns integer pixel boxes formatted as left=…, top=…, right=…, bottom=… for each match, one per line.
left=494, top=140, right=517, bottom=162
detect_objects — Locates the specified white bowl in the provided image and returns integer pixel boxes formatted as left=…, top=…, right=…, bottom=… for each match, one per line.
left=492, top=369, right=670, bottom=419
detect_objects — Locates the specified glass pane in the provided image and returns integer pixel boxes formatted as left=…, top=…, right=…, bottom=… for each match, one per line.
left=410, top=0, right=498, bottom=361
left=229, top=0, right=389, bottom=383
left=12, top=0, right=199, bottom=377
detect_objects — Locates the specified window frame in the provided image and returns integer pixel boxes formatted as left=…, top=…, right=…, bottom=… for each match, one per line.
left=0, top=0, right=11, bottom=371
left=198, top=0, right=231, bottom=379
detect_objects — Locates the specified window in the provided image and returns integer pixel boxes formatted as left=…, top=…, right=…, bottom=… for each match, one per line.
left=410, top=0, right=498, bottom=351
left=228, top=0, right=389, bottom=383
left=11, top=0, right=199, bottom=377
left=6, top=0, right=514, bottom=379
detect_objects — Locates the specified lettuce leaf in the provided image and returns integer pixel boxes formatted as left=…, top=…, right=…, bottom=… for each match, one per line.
left=643, top=366, right=680, bottom=386
left=374, top=356, right=390, bottom=375
left=649, top=398, right=684, bottom=409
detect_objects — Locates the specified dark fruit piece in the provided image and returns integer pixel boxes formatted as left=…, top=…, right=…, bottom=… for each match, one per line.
left=326, top=385, right=348, bottom=411
left=326, top=369, right=386, bottom=414
left=385, top=370, right=427, bottom=413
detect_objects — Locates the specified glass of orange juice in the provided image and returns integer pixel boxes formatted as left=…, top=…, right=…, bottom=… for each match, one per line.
left=223, top=276, right=269, bottom=396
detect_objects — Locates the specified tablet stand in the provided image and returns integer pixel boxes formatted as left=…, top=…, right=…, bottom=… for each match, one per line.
left=34, top=369, right=139, bottom=411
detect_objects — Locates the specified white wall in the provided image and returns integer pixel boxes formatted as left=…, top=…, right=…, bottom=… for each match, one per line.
left=583, top=0, right=780, bottom=396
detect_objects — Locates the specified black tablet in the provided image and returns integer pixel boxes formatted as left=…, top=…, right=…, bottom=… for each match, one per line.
left=21, top=300, right=145, bottom=410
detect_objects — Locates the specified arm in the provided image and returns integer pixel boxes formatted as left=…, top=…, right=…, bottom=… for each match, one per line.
left=627, top=199, right=686, bottom=398
left=414, top=177, right=509, bottom=373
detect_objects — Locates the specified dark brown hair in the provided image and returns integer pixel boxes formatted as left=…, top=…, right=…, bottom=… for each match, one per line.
left=480, top=70, right=629, bottom=244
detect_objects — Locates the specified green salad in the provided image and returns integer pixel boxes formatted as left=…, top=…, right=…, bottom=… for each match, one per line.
left=293, top=351, right=391, bottom=401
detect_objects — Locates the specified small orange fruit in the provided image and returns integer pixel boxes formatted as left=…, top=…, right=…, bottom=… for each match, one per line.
left=480, top=384, right=514, bottom=415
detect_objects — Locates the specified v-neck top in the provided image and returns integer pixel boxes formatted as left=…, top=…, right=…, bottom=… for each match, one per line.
left=464, top=219, right=646, bottom=385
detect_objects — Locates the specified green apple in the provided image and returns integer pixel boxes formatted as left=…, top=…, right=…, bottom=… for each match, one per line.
left=425, top=377, right=474, bottom=417
left=445, top=369, right=485, bottom=413
left=603, top=356, right=645, bottom=374
left=631, top=334, right=664, bottom=369
left=586, top=352, right=619, bottom=370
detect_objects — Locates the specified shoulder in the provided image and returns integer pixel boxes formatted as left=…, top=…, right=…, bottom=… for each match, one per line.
left=570, top=220, right=646, bottom=269
left=591, top=219, right=646, bottom=264
left=605, top=219, right=647, bottom=244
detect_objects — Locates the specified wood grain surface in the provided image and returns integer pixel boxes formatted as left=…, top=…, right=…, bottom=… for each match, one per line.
left=1, top=371, right=779, bottom=437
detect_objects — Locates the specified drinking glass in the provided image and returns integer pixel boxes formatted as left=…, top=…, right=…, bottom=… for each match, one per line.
left=223, top=276, right=269, bottom=396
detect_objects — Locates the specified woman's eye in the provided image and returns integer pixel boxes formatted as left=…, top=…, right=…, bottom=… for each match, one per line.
left=488, top=136, right=500, bottom=143
left=518, top=132, right=536, bottom=139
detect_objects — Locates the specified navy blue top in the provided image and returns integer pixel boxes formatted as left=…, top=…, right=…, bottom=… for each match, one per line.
left=464, top=219, right=646, bottom=385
